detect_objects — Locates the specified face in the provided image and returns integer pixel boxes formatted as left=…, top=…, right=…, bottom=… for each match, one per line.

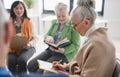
left=56, top=12, right=68, bottom=25
left=71, top=15, right=90, bottom=36
left=13, top=3, right=24, bottom=18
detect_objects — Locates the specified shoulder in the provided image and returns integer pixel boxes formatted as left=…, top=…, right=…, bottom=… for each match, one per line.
left=23, top=18, right=31, bottom=23
left=88, top=28, right=115, bottom=53
left=22, top=18, right=32, bottom=26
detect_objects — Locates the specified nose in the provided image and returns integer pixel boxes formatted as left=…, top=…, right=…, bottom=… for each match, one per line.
left=59, top=16, right=63, bottom=20
left=18, top=8, right=21, bottom=12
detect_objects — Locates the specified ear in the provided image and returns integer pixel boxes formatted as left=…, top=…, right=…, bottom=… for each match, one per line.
left=84, top=18, right=91, bottom=24
left=83, top=18, right=91, bottom=28
left=4, top=21, right=12, bottom=44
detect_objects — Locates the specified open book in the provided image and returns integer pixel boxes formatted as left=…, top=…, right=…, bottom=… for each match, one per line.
left=44, top=38, right=71, bottom=49
left=37, top=60, right=58, bottom=73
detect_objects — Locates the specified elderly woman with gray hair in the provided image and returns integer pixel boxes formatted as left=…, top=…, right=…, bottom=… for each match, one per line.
left=53, top=0, right=116, bottom=77
left=27, top=3, right=80, bottom=72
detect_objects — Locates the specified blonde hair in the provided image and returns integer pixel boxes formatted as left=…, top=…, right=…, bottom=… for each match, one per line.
left=55, top=3, right=68, bottom=14
left=71, top=0, right=96, bottom=25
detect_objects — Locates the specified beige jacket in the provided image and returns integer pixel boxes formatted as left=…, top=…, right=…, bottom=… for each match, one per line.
left=69, top=28, right=116, bottom=77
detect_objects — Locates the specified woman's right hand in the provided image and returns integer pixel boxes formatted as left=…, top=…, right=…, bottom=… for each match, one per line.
left=45, top=36, right=54, bottom=43
left=52, top=61, right=66, bottom=71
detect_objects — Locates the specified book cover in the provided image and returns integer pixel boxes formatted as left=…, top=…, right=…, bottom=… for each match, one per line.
left=37, top=60, right=58, bottom=73
left=44, top=38, right=71, bottom=49
left=10, top=36, right=27, bottom=51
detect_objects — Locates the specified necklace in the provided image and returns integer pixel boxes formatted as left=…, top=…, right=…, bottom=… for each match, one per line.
left=14, top=18, right=22, bottom=27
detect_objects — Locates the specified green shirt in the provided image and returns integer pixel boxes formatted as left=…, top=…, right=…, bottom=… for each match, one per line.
left=45, top=20, right=80, bottom=62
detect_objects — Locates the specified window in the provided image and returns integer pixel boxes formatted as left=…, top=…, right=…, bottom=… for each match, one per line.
left=43, top=0, right=71, bottom=14
left=96, top=0, right=105, bottom=16
left=2, top=0, right=23, bottom=12
left=43, top=0, right=105, bottom=16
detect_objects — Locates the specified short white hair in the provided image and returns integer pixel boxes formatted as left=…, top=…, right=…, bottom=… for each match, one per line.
left=0, top=1, right=9, bottom=43
left=55, top=3, right=68, bottom=14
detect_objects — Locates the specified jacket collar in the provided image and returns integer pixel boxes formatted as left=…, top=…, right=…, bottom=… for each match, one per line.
left=85, top=25, right=96, bottom=38
left=56, top=19, right=70, bottom=26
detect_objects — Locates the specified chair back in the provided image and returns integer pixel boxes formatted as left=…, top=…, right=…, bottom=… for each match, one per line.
left=112, top=58, right=120, bottom=77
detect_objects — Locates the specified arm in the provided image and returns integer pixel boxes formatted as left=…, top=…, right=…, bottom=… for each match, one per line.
left=21, top=18, right=32, bottom=42
left=69, top=42, right=112, bottom=77
left=44, top=20, right=58, bottom=43
left=44, top=20, right=57, bottom=39
left=64, top=27, right=80, bottom=62
left=53, top=61, right=69, bottom=71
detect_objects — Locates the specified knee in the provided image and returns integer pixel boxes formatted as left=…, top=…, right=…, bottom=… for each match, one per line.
left=8, top=54, right=17, bottom=66
left=27, top=60, right=33, bottom=71
left=27, top=59, right=38, bottom=72
left=18, top=57, right=27, bottom=66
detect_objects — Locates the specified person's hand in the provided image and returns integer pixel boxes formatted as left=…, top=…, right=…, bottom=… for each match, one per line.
left=52, top=61, right=66, bottom=71
left=54, top=48, right=64, bottom=53
left=50, top=47, right=64, bottom=53
left=45, top=36, right=54, bottom=43
left=52, top=61, right=69, bottom=75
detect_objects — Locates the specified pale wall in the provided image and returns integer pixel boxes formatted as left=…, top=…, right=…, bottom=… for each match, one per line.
left=104, top=0, right=120, bottom=39
left=30, top=0, right=120, bottom=39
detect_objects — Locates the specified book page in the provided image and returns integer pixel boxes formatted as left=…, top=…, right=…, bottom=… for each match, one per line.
left=57, top=38, right=69, bottom=46
left=44, top=38, right=70, bottom=49
left=37, top=60, right=58, bottom=73
left=44, top=41, right=58, bottom=47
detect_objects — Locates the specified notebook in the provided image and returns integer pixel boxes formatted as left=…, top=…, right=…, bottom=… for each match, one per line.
left=10, top=36, right=27, bottom=51
left=37, top=60, right=58, bottom=73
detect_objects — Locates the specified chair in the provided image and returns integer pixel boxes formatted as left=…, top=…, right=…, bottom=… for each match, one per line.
left=112, top=58, right=120, bottom=77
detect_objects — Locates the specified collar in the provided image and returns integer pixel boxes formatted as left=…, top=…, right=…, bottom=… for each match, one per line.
left=85, top=25, right=108, bottom=38
left=56, top=18, right=70, bottom=26
left=85, top=25, right=96, bottom=38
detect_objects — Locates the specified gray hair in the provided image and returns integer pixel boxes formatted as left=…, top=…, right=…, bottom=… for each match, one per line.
left=71, top=0, right=96, bottom=25
left=55, top=3, right=68, bottom=14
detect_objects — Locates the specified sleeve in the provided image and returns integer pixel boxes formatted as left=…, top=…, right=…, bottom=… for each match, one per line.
left=21, top=19, right=32, bottom=42
left=26, top=20, right=32, bottom=41
left=64, top=26, right=80, bottom=62
left=44, top=20, right=57, bottom=39
left=70, top=43, right=106, bottom=77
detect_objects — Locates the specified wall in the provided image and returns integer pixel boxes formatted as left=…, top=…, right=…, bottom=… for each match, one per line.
left=31, top=0, right=120, bottom=39
left=28, top=0, right=43, bottom=35
left=104, top=0, right=120, bottom=39
left=28, top=0, right=120, bottom=57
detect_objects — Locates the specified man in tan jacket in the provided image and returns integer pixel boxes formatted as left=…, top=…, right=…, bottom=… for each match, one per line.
left=53, top=0, right=116, bottom=77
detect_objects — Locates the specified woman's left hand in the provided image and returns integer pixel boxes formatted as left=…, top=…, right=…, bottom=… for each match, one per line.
left=54, top=48, right=64, bottom=53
